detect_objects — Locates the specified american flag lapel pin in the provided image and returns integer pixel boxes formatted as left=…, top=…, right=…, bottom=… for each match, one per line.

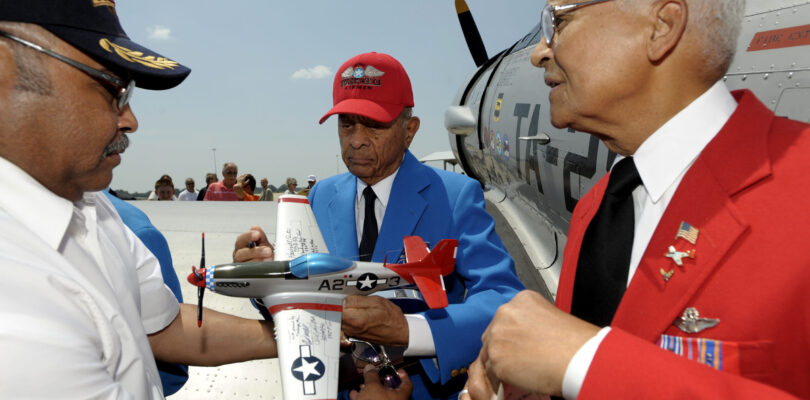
left=675, top=221, right=699, bottom=245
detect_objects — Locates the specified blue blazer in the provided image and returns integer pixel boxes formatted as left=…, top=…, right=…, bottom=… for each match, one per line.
left=309, top=151, right=524, bottom=398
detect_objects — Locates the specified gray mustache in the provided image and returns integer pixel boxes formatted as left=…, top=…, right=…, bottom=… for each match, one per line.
left=101, top=134, right=130, bottom=161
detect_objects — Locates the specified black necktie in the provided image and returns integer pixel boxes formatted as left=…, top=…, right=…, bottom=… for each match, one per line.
left=358, top=186, right=378, bottom=262
left=571, top=157, right=642, bottom=327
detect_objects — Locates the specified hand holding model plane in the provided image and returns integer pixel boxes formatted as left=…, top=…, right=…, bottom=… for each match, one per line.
left=200, top=195, right=457, bottom=399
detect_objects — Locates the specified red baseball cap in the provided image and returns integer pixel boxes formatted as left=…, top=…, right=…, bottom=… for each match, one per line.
left=319, top=52, right=413, bottom=124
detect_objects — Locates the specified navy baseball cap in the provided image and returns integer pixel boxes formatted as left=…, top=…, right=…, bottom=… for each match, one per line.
left=0, top=0, right=190, bottom=90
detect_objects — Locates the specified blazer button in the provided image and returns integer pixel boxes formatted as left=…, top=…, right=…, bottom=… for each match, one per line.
left=460, top=367, right=468, bottom=375
left=451, top=369, right=459, bottom=378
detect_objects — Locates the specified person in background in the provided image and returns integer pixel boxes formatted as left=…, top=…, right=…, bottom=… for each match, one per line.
left=283, top=177, right=297, bottom=195
left=258, top=177, right=274, bottom=201
left=234, top=173, right=259, bottom=201
left=147, top=173, right=174, bottom=200
left=297, top=174, right=316, bottom=196
left=178, top=177, right=197, bottom=201
left=153, top=177, right=175, bottom=201
left=196, top=172, right=218, bottom=201
left=204, top=162, right=239, bottom=201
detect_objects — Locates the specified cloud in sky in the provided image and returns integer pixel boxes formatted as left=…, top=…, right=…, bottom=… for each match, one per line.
left=291, top=65, right=332, bottom=80
left=147, top=25, right=173, bottom=40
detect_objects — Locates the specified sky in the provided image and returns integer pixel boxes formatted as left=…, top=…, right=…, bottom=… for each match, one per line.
left=111, top=0, right=542, bottom=193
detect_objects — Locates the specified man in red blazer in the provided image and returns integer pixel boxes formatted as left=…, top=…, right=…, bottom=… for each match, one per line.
left=464, top=0, right=810, bottom=398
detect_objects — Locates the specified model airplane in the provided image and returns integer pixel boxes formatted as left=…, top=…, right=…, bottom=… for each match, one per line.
left=187, top=195, right=458, bottom=399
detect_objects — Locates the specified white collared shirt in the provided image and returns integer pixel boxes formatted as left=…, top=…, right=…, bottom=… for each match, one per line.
left=354, top=169, right=436, bottom=357
left=562, top=81, right=738, bottom=398
left=0, top=156, right=179, bottom=399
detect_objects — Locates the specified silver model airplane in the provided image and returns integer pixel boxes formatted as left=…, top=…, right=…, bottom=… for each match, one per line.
left=187, top=195, right=457, bottom=400
left=445, top=0, right=810, bottom=300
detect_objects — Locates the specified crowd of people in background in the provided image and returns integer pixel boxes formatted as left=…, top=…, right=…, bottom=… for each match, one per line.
left=138, top=162, right=317, bottom=202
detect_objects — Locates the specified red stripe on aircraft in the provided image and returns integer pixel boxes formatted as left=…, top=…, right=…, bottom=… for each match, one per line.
left=268, top=303, right=342, bottom=314
left=278, top=197, right=310, bottom=204
left=747, top=24, right=810, bottom=51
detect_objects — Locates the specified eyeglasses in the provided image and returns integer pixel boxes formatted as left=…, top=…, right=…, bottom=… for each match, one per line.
left=223, top=170, right=237, bottom=175
left=0, top=30, right=135, bottom=109
left=350, top=339, right=402, bottom=389
left=540, top=0, right=614, bottom=44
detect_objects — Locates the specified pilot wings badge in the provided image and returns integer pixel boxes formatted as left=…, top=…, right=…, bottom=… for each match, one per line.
left=674, top=307, right=720, bottom=333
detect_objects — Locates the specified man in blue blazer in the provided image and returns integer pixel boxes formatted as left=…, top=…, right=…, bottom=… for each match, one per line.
left=312, top=52, right=524, bottom=399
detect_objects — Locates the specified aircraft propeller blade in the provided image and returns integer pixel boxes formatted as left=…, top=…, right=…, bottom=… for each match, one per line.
left=455, top=0, right=489, bottom=67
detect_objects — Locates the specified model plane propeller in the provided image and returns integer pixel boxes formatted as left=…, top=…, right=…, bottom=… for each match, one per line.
left=187, top=195, right=457, bottom=399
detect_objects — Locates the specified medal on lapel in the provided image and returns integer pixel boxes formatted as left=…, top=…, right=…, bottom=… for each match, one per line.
left=674, top=307, right=720, bottom=333
left=660, top=221, right=700, bottom=282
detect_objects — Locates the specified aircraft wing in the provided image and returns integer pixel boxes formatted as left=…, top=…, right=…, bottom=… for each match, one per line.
left=272, top=302, right=342, bottom=400
left=275, top=195, right=329, bottom=260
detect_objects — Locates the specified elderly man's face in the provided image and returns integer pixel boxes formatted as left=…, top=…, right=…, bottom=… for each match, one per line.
left=222, top=165, right=238, bottom=188
left=338, top=113, right=418, bottom=186
left=530, top=1, right=647, bottom=154
left=3, top=28, right=139, bottom=201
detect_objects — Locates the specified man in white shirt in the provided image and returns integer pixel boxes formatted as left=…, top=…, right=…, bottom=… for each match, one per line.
left=0, top=2, right=276, bottom=398
left=178, top=178, right=198, bottom=201
left=466, top=0, right=810, bottom=399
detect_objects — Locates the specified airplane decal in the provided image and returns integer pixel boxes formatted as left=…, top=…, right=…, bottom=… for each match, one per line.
left=346, top=273, right=386, bottom=291
left=291, top=345, right=325, bottom=395
left=747, top=24, right=810, bottom=52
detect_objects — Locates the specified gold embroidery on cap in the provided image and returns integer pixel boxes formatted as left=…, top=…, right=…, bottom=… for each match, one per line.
left=93, top=0, right=116, bottom=8
left=99, top=38, right=179, bottom=70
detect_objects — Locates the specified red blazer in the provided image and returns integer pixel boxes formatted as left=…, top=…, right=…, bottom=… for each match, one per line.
left=557, top=90, right=810, bottom=398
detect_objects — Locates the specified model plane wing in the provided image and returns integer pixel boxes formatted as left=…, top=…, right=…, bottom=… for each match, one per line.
left=272, top=301, right=342, bottom=400
left=275, top=195, right=329, bottom=261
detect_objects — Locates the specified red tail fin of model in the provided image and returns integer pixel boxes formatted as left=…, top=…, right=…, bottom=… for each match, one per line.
left=388, top=237, right=458, bottom=309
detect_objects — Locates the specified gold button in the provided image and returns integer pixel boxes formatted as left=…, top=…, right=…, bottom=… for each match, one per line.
left=451, top=369, right=459, bottom=378
left=460, top=367, right=468, bottom=375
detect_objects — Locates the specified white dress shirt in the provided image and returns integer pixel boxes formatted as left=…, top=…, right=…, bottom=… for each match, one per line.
left=354, top=169, right=436, bottom=357
left=178, top=189, right=198, bottom=201
left=0, top=156, right=180, bottom=399
left=561, top=81, right=738, bottom=398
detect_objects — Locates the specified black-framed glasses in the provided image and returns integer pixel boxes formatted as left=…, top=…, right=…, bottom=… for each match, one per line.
left=0, top=30, right=135, bottom=109
left=350, top=339, right=402, bottom=389
left=541, top=0, right=614, bottom=44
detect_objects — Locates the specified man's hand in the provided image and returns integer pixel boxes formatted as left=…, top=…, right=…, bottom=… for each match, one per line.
left=349, top=365, right=412, bottom=400
left=469, top=290, right=600, bottom=398
left=233, top=174, right=247, bottom=200
left=233, top=225, right=274, bottom=262
left=342, top=295, right=409, bottom=346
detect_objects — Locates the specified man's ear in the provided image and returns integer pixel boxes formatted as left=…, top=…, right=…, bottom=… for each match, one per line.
left=404, top=116, right=419, bottom=147
left=648, top=0, right=688, bottom=62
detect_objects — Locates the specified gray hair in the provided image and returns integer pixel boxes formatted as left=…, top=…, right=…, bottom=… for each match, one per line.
left=689, top=0, right=745, bottom=77
left=617, top=0, right=745, bottom=77
left=0, top=22, right=52, bottom=95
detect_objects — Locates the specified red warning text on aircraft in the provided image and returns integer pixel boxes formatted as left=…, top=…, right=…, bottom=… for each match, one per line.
left=747, top=24, right=810, bottom=51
